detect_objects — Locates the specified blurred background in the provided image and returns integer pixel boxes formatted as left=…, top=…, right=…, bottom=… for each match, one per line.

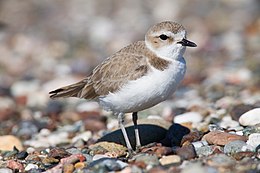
left=0, top=0, right=259, bottom=137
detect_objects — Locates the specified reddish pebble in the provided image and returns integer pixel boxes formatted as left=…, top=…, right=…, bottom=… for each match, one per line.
left=7, top=160, right=24, bottom=172
left=203, top=131, right=247, bottom=146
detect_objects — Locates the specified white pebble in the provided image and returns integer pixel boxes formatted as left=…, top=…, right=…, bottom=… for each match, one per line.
left=25, top=163, right=38, bottom=171
left=174, top=112, right=203, bottom=124
left=239, top=108, right=260, bottom=126
left=247, top=133, right=260, bottom=150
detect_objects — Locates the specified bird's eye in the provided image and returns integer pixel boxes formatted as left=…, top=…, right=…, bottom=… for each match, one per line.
left=159, top=34, right=169, bottom=40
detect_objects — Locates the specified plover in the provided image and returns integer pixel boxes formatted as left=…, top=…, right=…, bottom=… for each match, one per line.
left=49, top=21, right=196, bottom=153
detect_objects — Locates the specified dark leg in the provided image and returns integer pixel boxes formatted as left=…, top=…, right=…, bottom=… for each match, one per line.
left=132, top=112, right=141, bottom=150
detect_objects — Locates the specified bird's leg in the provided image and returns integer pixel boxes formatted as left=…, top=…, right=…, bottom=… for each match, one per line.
left=118, top=113, right=133, bottom=154
left=132, top=112, right=141, bottom=151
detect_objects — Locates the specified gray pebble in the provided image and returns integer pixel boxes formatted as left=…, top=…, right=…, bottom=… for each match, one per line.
left=195, top=145, right=214, bottom=157
left=224, top=140, right=247, bottom=154
left=0, top=168, right=13, bottom=173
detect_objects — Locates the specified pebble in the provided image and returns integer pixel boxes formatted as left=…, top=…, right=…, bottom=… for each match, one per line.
left=6, top=160, right=24, bottom=172
left=160, top=123, right=190, bottom=147
left=195, top=145, right=214, bottom=157
left=159, top=155, right=181, bottom=165
left=88, top=158, right=128, bottom=172
left=48, top=147, right=71, bottom=159
left=174, top=145, right=196, bottom=160
left=16, top=151, right=28, bottom=159
left=232, top=151, right=255, bottom=160
left=246, top=133, right=260, bottom=150
left=224, top=140, right=247, bottom=154
left=25, top=163, right=39, bottom=171
left=63, top=164, right=74, bottom=173
left=230, top=104, right=255, bottom=121
left=0, top=135, right=23, bottom=151
left=133, top=153, right=160, bottom=167
left=207, top=154, right=236, bottom=168
left=89, top=142, right=127, bottom=157
left=74, top=162, right=85, bottom=169
left=72, top=131, right=92, bottom=143
left=174, top=112, right=203, bottom=124
left=0, top=168, right=13, bottom=173
left=203, top=131, right=247, bottom=146
left=181, top=162, right=217, bottom=173
left=181, top=131, right=203, bottom=146
left=239, top=108, right=260, bottom=126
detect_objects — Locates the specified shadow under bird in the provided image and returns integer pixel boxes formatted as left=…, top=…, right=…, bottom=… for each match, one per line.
left=49, top=21, right=197, bottom=154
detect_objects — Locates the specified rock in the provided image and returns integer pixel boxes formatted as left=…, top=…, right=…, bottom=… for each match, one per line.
left=224, top=140, right=247, bottom=154
left=98, top=123, right=169, bottom=149
left=0, top=135, right=23, bottom=151
left=174, top=112, right=203, bottom=124
left=242, top=125, right=260, bottom=136
left=25, top=163, right=39, bottom=171
left=219, top=116, right=240, bottom=129
left=88, top=158, right=128, bottom=172
left=6, top=160, right=24, bottom=172
left=63, top=164, right=74, bottom=173
left=16, top=151, right=28, bottom=159
left=83, top=119, right=106, bottom=132
left=160, top=123, right=190, bottom=147
left=140, top=144, right=172, bottom=157
left=181, top=131, right=203, bottom=146
left=48, top=147, right=71, bottom=159
left=174, top=145, right=196, bottom=160
left=203, top=131, right=247, bottom=146
left=195, top=145, right=214, bottom=157
left=159, top=155, right=181, bottom=165
left=0, top=168, right=13, bottom=173
left=246, top=133, right=260, bottom=150
left=207, top=154, right=236, bottom=168
left=74, top=162, right=85, bottom=169
left=89, top=142, right=127, bottom=157
left=133, top=153, right=160, bottom=167
left=230, top=104, right=255, bottom=121
left=232, top=151, right=255, bottom=160
left=239, top=108, right=260, bottom=126
left=72, top=131, right=92, bottom=143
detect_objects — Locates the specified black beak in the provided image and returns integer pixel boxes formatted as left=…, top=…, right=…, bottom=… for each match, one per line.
left=177, top=38, right=197, bottom=47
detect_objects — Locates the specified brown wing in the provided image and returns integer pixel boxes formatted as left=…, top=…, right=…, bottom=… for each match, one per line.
left=49, top=53, right=148, bottom=99
left=90, top=53, right=148, bottom=96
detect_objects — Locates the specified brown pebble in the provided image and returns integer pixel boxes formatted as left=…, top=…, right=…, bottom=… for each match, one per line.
left=74, top=162, right=85, bottom=169
left=175, top=145, right=196, bottom=160
left=6, top=160, right=24, bottom=172
left=149, top=166, right=168, bottom=173
left=203, top=131, right=247, bottom=146
left=230, top=104, right=255, bottom=121
left=232, top=151, right=255, bottom=160
left=84, top=118, right=106, bottom=132
left=140, top=143, right=172, bottom=157
left=63, top=164, right=74, bottom=173
left=48, top=147, right=71, bottom=159
left=181, top=131, right=203, bottom=146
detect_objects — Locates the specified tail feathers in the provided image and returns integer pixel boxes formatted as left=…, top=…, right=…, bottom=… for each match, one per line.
left=49, top=80, right=98, bottom=99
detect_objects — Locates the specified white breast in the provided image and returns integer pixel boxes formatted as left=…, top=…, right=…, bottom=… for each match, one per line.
left=99, top=57, right=186, bottom=113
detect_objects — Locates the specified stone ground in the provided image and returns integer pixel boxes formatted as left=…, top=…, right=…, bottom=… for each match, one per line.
left=0, top=0, right=259, bottom=172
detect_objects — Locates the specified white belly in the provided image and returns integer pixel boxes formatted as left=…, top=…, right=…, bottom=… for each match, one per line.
left=99, top=58, right=186, bottom=113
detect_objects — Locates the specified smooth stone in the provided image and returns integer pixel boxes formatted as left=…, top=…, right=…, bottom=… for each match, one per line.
left=88, top=158, right=128, bottom=172
left=174, top=112, right=203, bottom=124
left=239, top=108, right=260, bottom=126
left=203, top=131, right=247, bottom=146
left=6, top=160, right=24, bottom=172
left=0, top=135, right=23, bottom=151
left=195, top=145, right=214, bottom=157
left=16, top=151, right=28, bottom=159
left=0, top=168, right=13, bottom=173
left=246, top=133, right=260, bottom=150
left=98, top=119, right=170, bottom=149
left=159, top=155, right=181, bottom=165
left=25, top=163, right=38, bottom=171
left=161, top=123, right=190, bottom=147
left=224, top=140, right=247, bottom=154
left=181, top=131, right=203, bottom=146
left=232, top=151, right=255, bottom=160
left=219, top=116, right=240, bottom=129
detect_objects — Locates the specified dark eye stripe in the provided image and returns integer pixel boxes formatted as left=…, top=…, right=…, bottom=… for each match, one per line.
left=159, top=34, right=169, bottom=40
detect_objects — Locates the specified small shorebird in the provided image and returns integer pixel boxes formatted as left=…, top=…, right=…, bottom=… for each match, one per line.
left=49, top=21, right=197, bottom=153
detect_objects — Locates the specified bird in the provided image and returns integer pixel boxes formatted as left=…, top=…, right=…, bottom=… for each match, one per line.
left=49, top=21, right=197, bottom=154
